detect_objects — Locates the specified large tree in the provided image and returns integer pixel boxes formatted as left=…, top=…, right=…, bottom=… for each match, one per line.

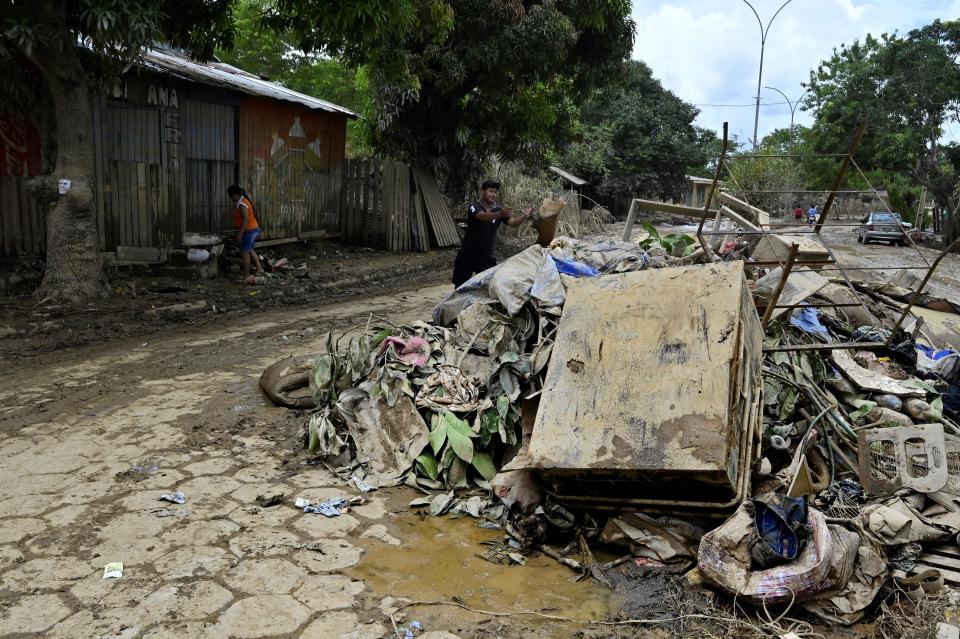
left=267, top=0, right=635, bottom=200
left=558, top=60, right=714, bottom=201
left=805, top=20, right=960, bottom=236
left=0, top=0, right=235, bottom=300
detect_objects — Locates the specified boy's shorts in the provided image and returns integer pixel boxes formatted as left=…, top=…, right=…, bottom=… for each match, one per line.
left=241, top=228, right=260, bottom=252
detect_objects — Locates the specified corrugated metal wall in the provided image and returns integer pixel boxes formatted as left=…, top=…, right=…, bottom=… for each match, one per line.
left=94, top=102, right=168, bottom=250
left=183, top=99, right=237, bottom=234
left=239, top=97, right=345, bottom=239
left=0, top=110, right=45, bottom=257
left=0, top=177, right=44, bottom=256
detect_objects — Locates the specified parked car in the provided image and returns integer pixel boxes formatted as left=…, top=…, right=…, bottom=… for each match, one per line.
left=857, top=212, right=908, bottom=246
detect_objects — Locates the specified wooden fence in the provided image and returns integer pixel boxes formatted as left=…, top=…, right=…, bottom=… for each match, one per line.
left=341, top=158, right=459, bottom=251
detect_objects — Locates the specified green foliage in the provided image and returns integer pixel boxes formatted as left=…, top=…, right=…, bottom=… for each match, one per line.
left=557, top=61, right=711, bottom=201
left=0, top=0, right=235, bottom=110
left=805, top=20, right=960, bottom=217
left=637, top=222, right=696, bottom=257
left=266, top=0, right=635, bottom=196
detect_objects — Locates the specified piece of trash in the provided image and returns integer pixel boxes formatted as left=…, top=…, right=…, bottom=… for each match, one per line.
left=255, top=493, right=285, bottom=508
left=102, top=562, right=123, bottom=579
left=132, top=464, right=158, bottom=473
left=409, top=621, right=423, bottom=632
left=409, top=497, right=431, bottom=508
left=477, top=521, right=501, bottom=529
left=351, top=474, right=377, bottom=493
left=158, top=492, right=186, bottom=504
left=294, top=497, right=312, bottom=509
left=303, top=496, right=347, bottom=517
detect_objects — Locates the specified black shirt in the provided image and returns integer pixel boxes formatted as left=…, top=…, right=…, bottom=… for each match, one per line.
left=460, top=201, right=502, bottom=259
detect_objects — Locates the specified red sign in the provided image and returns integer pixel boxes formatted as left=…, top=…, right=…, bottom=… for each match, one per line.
left=0, top=112, right=42, bottom=177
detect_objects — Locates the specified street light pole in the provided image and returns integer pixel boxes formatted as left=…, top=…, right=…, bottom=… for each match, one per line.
left=741, top=0, right=795, bottom=150
left=763, top=85, right=811, bottom=143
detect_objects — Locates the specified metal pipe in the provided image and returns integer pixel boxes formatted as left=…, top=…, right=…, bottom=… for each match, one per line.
left=696, top=122, right=729, bottom=257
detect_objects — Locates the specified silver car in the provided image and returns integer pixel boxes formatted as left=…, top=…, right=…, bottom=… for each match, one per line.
left=857, top=212, right=907, bottom=246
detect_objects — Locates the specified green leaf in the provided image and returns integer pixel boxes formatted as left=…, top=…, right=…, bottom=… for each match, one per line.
left=447, top=425, right=474, bottom=463
left=930, top=396, right=944, bottom=420
left=472, top=452, right=497, bottom=480
left=429, top=419, right=448, bottom=455
left=444, top=411, right=477, bottom=438
left=416, top=453, right=439, bottom=480
left=902, top=379, right=939, bottom=394
left=640, top=221, right=660, bottom=241
left=850, top=401, right=877, bottom=421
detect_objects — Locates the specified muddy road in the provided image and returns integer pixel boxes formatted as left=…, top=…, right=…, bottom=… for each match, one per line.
left=0, top=282, right=614, bottom=639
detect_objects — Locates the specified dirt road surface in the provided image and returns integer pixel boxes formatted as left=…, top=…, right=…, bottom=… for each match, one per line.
left=0, top=282, right=609, bottom=639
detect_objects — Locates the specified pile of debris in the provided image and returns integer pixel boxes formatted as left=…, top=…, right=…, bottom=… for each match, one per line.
left=261, top=217, right=960, bottom=629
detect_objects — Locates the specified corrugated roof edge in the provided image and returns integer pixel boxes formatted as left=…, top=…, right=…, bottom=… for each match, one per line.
left=141, top=48, right=358, bottom=118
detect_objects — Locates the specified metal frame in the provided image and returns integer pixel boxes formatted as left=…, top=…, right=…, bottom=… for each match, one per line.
left=689, top=120, right=955, bottom=354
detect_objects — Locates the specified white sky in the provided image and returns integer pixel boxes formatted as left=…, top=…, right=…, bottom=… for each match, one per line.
left=631, top=0, right=960, bottom=144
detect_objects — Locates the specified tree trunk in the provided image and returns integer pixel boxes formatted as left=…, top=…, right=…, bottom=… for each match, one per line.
left=27, top=22, right=107, bottom=301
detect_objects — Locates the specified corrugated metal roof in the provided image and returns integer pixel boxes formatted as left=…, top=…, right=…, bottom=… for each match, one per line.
left=141, top=49, right=357, bottom=118
left=548, top=165, right=588, bottom=186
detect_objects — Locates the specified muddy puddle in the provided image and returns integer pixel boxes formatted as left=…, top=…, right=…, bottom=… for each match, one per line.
left=348, top=508, right=613, bottom=620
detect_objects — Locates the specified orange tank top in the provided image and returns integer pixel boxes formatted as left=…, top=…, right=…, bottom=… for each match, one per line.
left=233, top=195, right=259, bottom=230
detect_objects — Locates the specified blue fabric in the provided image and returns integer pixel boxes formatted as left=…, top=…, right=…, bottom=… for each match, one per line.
left=789, top=306, right=832, bottom=341
left=753, top=495, right=807, bottom=561
left=551, top=256, right=599, bottom=277
left=241, top=228, right=260, bottom=252
left=917, top=343, right=956, bottom=360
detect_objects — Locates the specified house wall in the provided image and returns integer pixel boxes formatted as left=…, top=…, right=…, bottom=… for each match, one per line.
left=238, top=97, right=346, bottom=240
left=1, top=67, right=349, bottom=259
left=0, top=111, right=45, bottom=257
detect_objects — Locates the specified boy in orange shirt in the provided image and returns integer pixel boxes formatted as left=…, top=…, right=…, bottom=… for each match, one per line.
left=228, top=184, right=263, bottom=284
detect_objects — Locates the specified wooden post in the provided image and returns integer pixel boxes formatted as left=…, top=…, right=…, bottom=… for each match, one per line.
left=761, top=243, right=800, bottom=329
left=815, top=121, right=867, bottom=234
left=621, top=198, right=638, bottom=241
left=696, top=122, right=729, bottom=259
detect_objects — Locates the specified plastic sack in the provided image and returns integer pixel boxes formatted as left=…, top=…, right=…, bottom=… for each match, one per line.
left=550, top=256, right=599, bottom=278
left=489, top=245, right=564, bottom=316
left=698, top=504, right=834, bottom=605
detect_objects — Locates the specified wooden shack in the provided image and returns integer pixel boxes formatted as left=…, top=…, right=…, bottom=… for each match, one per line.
left=0, top=48, right=356, bottom=261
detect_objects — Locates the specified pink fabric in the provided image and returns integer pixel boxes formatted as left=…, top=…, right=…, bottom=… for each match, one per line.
left=379, top=336, right=430, bottom=366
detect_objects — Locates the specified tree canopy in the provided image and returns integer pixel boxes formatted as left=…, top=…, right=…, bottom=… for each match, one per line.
left=805, top=20, right=960, bottom=225
left=264, top=0, right=635, bottom=198
left=557, top=60, right=715, bottom=201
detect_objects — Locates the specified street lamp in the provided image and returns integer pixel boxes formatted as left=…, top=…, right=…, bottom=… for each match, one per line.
left=741, top=0, right=795, bottom=150
left=763, top=85, right=810, bottom=144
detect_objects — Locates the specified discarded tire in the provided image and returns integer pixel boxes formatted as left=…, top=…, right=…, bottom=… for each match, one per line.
left=259, top=356, right=316, bottom=409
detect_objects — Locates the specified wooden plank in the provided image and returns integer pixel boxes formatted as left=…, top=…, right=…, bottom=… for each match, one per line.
left=924, top=545, right=960, bottom=559
left=116, top=245, right=162, bottom=262
left=136, top=162, right=148, bottom=247
left=92, top=96, right=106, bottom=251
left=717, top=191, right=770, bottom=227
left=412, top=170, right=428, bottom=252
left=627, top=198, right=719, bottom=219
left=717, top=205, right=761, bottom=233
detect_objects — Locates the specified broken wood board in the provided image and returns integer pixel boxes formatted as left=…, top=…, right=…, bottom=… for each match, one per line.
left=718, top=205, right=760, bottom=233
left=832, top=349, right=925, bottom=397
left=522, top=261, right=763, bottom=508
left=717, top=191, right=770, bottom=227
left=752, top=233, right=832, bottom=266
left=412, top=168, right=460, bottom=248
left=755, top=266, right=829, bottom=320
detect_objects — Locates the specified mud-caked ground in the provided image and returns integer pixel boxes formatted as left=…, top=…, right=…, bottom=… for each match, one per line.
left=2, top=225, right=960, bottom=638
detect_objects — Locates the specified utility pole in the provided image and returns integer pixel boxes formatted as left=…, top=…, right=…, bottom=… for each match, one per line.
left=741, top=0, right=795, bottom=150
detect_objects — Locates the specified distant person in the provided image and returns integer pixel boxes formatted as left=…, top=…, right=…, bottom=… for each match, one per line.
left=228, top=184, right=263, bottom=284
left=451, top=179, right=532, bottom=288
left=807, top=204, right=818, bottom=226
left=794, top=204, right=803, bottom=224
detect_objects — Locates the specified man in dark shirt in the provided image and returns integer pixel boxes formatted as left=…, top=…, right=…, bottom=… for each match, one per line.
left=452, top=179, right=531, bottom=287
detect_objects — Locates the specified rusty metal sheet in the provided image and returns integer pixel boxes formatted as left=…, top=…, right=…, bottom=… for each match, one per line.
left=525, top=261, right=762, bottom=506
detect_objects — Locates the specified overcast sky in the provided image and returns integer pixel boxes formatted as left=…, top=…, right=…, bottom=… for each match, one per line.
left=631, top=0, right=960, bottom=145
